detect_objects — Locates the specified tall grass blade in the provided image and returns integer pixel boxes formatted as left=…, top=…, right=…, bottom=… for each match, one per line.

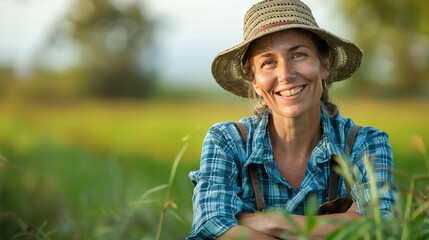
left=115, top=184, right=168, bottom=238
left=326, top=217, right=371, bottom=240
left=411, top=200, right=429, bottom=220
left=12, top=232, right=30, bottom=240
left=363, top=155, right=382, bottom=240
left=280, top=212, right=308, bottom=239
left=333, top=155, right=354, bottom=186
left=135, top=184, right=169, bottom=202
left=304, top=195, right=318, bottom=233
left=167, top=208, right=185, bottom=224
left=238, top=227, right=247, bottom=240
left=132, top=198, right=165, bottom=206
left=401, top=179, right=415, bottom=240
left=0, top=153, right=9, bottom=162
left=35, top=221, right=58, bottom=240
left=95, top=225, right=121, bottom=236
left=168, top=135, right=190, bottom=186
left=155, top=134, right=191, bottom=240
left=0, top=153, right=12, bottom=168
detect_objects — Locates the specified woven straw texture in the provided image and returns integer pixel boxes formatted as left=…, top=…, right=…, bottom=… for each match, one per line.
left=211, top=0, right=363, bottom=97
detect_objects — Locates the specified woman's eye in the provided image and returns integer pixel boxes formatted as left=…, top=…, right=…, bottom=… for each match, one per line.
left=262, top=60, right=276, bottom=68
left=292, top=53, right=305, bottom=59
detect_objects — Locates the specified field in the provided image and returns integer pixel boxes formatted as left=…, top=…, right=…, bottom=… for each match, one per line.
left=0, top=97, right=428, bottom=239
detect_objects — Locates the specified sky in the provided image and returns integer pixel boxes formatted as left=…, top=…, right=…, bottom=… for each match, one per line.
left=0, top=0, right=348, bottom=87
left=0, top=0, right=73, bottom=75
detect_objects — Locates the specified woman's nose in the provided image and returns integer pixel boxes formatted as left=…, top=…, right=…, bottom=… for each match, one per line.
left=277, top=60, right=295, bottom=83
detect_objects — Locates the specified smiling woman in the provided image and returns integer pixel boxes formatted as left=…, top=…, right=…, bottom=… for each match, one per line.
left=187, top=0, right=396, bottom=239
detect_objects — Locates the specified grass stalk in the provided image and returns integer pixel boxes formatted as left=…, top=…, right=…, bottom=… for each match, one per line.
left=155, top=135, right=190, bottom=240
left=363, top=156, right=382, bottom=240
left=401, top=179, right=415, bottom=240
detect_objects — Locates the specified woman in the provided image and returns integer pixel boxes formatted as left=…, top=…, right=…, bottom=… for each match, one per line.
left=187, top=0, right=395, bottom=239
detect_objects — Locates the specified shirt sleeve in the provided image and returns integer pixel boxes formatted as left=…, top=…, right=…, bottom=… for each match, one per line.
left=350, top=127, right=396, bottom=220
left=187, top=124, right=244, bottom=239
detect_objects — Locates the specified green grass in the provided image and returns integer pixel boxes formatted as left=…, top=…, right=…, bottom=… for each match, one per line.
left=336, top=98, right=429, bottom=176
left=0, top=140, right=194, bottom=239
left=0, top=97, right=428, bottom=239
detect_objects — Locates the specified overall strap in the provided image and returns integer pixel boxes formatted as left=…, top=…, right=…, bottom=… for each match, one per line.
left=233, top=122, right=266, bottom=212
left=248, top=164, right=266, bottom=211
left=234, top=122, right=248, bottom=143
left=328, top=124, right=362, bottom=201
left=347, top=124, right=362, bottom=156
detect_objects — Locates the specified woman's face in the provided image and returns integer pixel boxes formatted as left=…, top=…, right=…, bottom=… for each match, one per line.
left=251, top=29, right=330, bottom=119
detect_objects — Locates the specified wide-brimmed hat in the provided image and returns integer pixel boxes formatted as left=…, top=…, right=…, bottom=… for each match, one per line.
left=211, top=0, right=363, bottom=98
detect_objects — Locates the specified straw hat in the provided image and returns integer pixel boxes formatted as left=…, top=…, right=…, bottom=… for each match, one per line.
left=211, top=0, right=363, bottom=98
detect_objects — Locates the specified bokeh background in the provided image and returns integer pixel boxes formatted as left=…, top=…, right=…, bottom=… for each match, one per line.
left=0, top=0, right=428, bottom=239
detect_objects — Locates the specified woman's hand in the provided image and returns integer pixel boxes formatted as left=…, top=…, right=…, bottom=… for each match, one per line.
left=238, top=212, right=304, bottom=239
left=237, top=202, right=360, bottom=239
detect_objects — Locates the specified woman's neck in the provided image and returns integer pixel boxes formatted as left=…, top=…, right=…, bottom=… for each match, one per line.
left=269, top=108, right=323, bottom=164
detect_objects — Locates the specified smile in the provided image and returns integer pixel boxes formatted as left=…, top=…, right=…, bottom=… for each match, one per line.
left=279, top=86, right=304, bottom=97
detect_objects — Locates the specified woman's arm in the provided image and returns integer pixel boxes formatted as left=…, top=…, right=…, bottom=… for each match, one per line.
left=234, top=203, right=361, bottom=239
left=188, top=124, right=247, bottom=239
left=352, top=127, right=396, bottom=218
left=218, top=225, right=283, bottom=240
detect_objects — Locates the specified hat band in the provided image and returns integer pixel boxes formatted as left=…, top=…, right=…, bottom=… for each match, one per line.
left=249, top=21, right=296, bottom=39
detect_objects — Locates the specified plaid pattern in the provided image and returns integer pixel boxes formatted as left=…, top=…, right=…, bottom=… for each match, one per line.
left=187, top=109, right=396, bottom=239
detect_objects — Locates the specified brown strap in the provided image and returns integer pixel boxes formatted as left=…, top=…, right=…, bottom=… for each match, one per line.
left=233, top=122, right=266, bottom=211
left=234, top=122, right=248, bottom=144
left=328, top=124, right=361, bottom=201
left=248, top=164, right=266, bottom=211
left=328, top=158, right=340, bottom=201
left=347, top=125, right=362, bottom=156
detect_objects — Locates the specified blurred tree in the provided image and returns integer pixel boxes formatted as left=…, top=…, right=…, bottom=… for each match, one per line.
left=337, top=0, right=429, bottom=97
left=47, top=0, right=158, bottom=98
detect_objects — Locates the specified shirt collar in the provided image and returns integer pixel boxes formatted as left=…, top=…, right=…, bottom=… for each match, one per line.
left=246, top=108, right=346, bottom=166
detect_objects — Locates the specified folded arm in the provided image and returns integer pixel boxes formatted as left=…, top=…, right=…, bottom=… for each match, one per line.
left=219, top=203, right=361, bottom=240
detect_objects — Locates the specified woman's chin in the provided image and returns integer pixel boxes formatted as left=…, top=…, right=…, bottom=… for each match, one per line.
left=272, top=104, right=320, bottom=119
left=273, top=107, right=305, bottom=119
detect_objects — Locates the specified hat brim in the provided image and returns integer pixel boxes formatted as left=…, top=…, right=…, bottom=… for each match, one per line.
left=212, top=24, right=363, bottom=98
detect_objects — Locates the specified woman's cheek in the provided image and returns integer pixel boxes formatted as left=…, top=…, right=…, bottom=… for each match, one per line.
left=254, top=72, right=274, bottom=90
left=301, top=61, right=320, bottom=77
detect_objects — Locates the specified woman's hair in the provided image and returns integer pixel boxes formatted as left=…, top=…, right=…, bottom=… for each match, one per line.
left=242, top=29, right=339, bottom=118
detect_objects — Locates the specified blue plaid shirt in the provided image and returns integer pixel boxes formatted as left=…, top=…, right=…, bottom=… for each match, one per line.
left=187, top=109, right=395, bottom=239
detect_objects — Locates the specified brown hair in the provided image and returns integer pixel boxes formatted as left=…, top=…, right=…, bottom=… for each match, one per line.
left=242, top=29, right=339, bottom=118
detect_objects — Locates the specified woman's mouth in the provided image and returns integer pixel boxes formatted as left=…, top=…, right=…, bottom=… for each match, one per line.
left=278, top=86, right=305, bottom=97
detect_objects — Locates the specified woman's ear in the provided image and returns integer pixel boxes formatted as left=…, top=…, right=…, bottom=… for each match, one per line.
left=252, top=79, right=262, bottom=96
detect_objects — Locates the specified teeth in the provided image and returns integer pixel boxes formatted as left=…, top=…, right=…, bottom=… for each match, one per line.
left=280, top=86, right=304, bottom=97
